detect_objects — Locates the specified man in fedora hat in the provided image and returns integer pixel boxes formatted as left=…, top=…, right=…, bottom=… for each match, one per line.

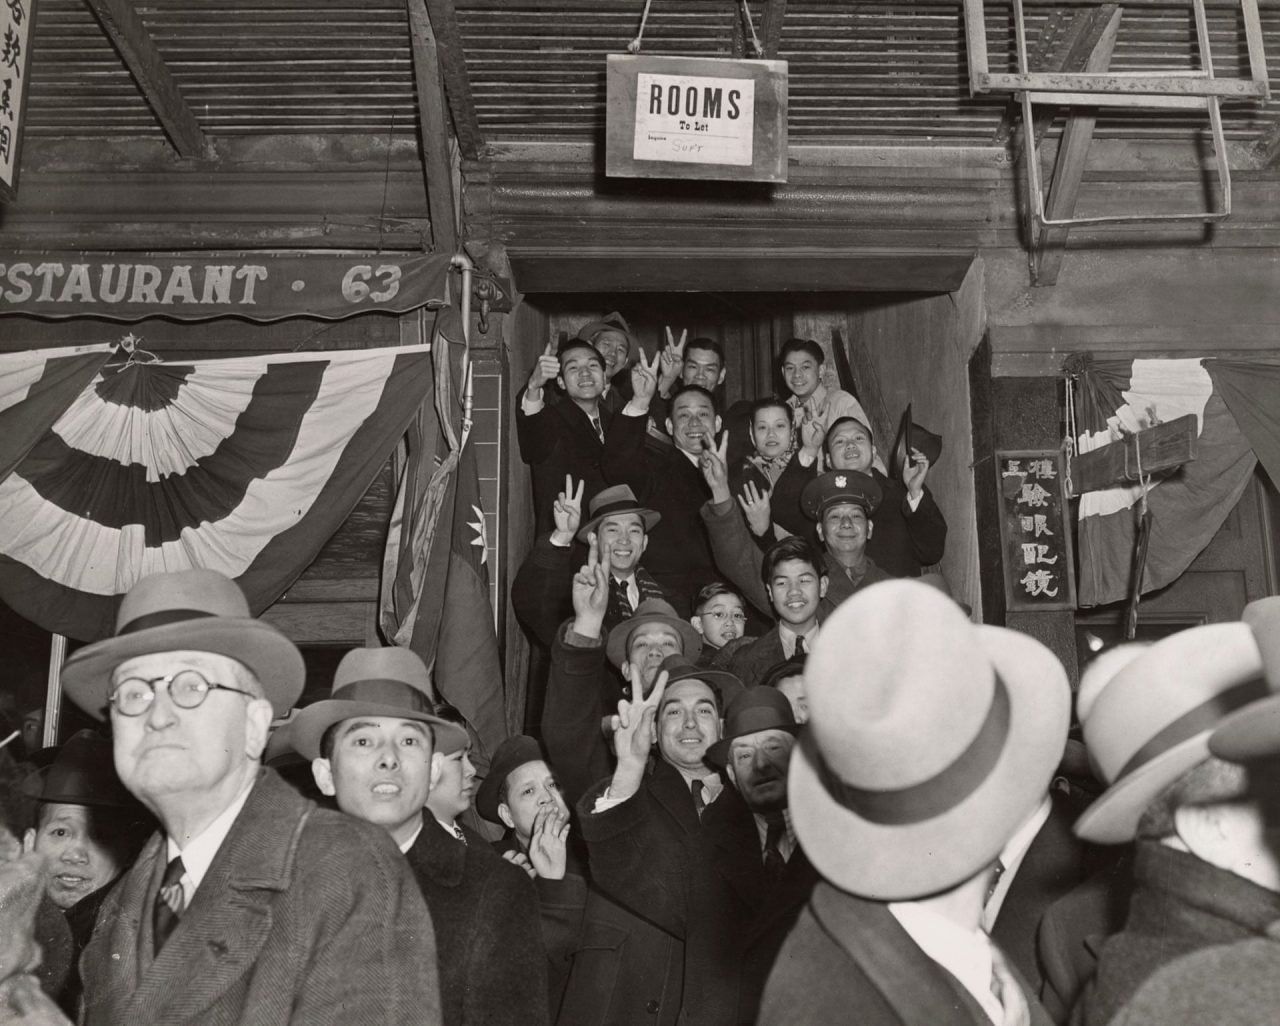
left=577, top=311, right=636, bottom=409
left=582, top=679, right=815, bottom=1026
left=61, top=568, right=441, bottom=1026
left=518, top=338, right=613, bottom=535
left=698, top=439, right=889, bottom=625
left=512, top=477, right=673, bottom=649
left=1066, top=598, right=1280, bottom=1026
left=760, top=579, right=1068, bottom=1026
left=295, top=646, right=549, bottom=1026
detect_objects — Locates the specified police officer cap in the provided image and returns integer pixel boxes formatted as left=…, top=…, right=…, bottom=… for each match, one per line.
left=800, top=470, right=882, bottom=521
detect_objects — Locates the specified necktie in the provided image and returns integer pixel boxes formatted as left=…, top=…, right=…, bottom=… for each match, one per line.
left=153, top=856, right=186, bottom=954
left=989, top=946, right=1031, bottom=1026
left=690, top=779, right=707, bottom=821
left=762, top=821, right=786, bottom=880
left=590, top=415, right=605, bottom=444
left=609, top=576, right=634, bottom=620
left=453, top=824, right=467, bottom=844
left=793, top=635, right=807, bottom=657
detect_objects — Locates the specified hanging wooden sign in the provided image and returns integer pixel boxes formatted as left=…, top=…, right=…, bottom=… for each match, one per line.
left=996, top=449, right=1077, bottom=612
left=605, top=54, right=788, bottom=183
left=0, top=0, right=37, bottom=203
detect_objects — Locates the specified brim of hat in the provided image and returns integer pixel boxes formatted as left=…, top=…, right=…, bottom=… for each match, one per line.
left=706, top=721, right=800, bottom=768
left=474, top=737, right=545, bottom=823
left=62, top=617, right=305, bottom=720
left=1209, top=693, right=1280, bottom=764
left=290, top=699, right=469, bottom=761
left=1073, top=735, right=1214, bottom=844
left=576, top=508, right=662, bottom=543
left=606, top=616, right=703, bottom=669
left=788, top=624, right=1070, bottom=900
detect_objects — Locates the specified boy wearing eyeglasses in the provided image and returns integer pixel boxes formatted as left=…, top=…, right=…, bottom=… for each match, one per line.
left=690, top=583, right=750, bottom=669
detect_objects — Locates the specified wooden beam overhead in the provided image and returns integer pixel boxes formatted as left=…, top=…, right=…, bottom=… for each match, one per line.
left=1032, top=6, right=1122, bottom=285
left=992, top=9, right=1080, bottom=146
left=761, top=0, right=787, bottom=60
left=422, top=0, right=486, bottom=162
left=408, top=0, right=458, bottom=253
left=82, top=0, right=207, bottom=159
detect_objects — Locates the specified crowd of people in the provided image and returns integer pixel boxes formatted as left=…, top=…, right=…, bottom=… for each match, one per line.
left=2, top=316, right=1280, bottom=1026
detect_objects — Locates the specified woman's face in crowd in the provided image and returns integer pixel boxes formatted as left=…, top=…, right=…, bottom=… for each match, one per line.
left=752, top=406, right=793, bottom=460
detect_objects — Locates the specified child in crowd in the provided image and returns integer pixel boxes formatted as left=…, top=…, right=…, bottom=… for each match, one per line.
left=690, top=582, right=750, bottom=668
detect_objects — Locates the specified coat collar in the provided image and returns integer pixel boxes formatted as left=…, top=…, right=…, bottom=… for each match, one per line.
left=406, top=818, right=467, bottom=888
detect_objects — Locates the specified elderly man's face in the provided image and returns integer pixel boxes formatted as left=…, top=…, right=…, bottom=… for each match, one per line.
left=313, top=717, right=436, bottom=848
left=24, top=803, right=124, bottom=909
left=726, top=729, right=794, bottom=814
left=590, top=329, right=631, bottom=379
left=498, top=759, right=568, bottom=846
left=817, top=503, right=871, bottom=562
left=109, top=650, right=271, bottom=811
left=657, top=679, right=720, bottom=773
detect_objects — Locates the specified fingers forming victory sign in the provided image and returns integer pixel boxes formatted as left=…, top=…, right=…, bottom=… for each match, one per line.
left=699, top=431, right=732, bottom=504
left=551, top=474, right=585, bottom=546
left=571, top=531, right=612, bottom=637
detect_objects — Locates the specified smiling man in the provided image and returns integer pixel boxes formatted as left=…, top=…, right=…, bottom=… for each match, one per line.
left=295, top=646, right=549, bottom=1026
left=603, top=356, right=723, bottom=615
left=60, top=569, right=441, bottom=1026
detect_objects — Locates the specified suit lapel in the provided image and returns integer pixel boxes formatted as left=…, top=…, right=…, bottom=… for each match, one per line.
left=705, top=786, right=767, bottom=914
left=406, top=819, right=467, bottom=889
left=649, top=760, right=701, bottom=835
left=811, top=882, right=992, bottom=1025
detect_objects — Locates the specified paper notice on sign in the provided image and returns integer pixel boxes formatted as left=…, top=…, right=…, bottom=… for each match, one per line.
left=633, top=73, right=755, bottom=166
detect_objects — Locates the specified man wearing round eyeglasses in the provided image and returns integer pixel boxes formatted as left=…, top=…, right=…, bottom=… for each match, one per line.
left=61, top=568, right=441, bottom=1026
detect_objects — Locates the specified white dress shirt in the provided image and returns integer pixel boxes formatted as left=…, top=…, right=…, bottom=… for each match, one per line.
left=889, top=900, right=1006, bottom=1026
left=164, top=780, right=254, bottom=905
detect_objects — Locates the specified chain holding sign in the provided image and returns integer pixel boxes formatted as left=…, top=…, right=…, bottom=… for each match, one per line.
left=996, top=449, right=1078, bottom=612
left=606, top=54, right=787, bottom=183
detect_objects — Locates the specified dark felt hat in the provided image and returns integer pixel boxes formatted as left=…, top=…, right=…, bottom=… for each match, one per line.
left=654, top=655, right=744, bottom=710
left=706, top=687, right=799, bottom=767
left=605, top=598, right=703, bottom=670
left=475, top=734, right=546, bottom=824
left=577, top=484, right=661, bottom=543
left=62, top=569, right=305, bottom=720
left=290, top=646, right=469, bottom=761
left=891, top=404, right=943, bottom=481
left=800, top=470, right=882, bottom=521
left=20, top=730, right=133, bottom=807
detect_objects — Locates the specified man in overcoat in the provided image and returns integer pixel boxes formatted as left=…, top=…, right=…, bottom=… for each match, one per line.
left=62, top=569, right=442, bottom=1026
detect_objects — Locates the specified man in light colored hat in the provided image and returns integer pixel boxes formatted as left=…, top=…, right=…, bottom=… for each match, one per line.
left=512, top=477, right=672, bottom=649
left=61, top=568, right=440, bottom=1026
left=760, top=579, right=1069, bottom=1026
left=295, top=646, right=548, bottom=1026
left=582, top=678, right=812, bottom=1026
left=577, top=311, right=636, bottom=410
left=1065, top=599, right=1280, bottom=1026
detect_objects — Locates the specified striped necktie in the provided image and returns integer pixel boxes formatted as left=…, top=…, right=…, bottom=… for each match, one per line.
left=153, top=856, right=186, bottom=954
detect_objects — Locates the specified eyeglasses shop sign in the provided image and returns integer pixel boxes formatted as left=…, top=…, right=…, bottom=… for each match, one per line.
left=606, top=54, right=787, bottom=183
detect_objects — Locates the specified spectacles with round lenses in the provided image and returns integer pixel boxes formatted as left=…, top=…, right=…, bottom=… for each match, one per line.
left=108, top=670, right=258, bottom=717
left=704, top=610, right=747, bottom=624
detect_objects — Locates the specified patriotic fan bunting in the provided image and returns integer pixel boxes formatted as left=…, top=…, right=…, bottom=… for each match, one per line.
left=0, top=344, right=434, bottom=641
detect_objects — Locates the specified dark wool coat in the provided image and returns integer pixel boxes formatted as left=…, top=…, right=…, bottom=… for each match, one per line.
left=1107, top=932, right=1280, bottom=1026
left=602, top=409, right=717, bottom=617
left=759, top=882, right=1054, bottom=1026
left=580, top=776, right=817, bottom=1026
left=80, top=770, right=441, bottom=1026
left=516, top=386, right=612, bottom=535
left=405, top=818, right=548, bottom=1026
left=1072, top=841, right=1280, bottom=1026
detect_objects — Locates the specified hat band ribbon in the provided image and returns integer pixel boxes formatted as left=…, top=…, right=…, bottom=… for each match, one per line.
left=587, top=501, right=647, bottom=525
left=119, top=608, right=217, bottom=635
left=810, top=676, right=1011, bottom=826
left=330, top=679, right=432, bottom=712
left=1115, top=676, right=1268, bottom=783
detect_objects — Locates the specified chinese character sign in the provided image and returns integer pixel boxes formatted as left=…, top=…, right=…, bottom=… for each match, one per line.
left=0, top=0, right=33, bottom=202
left=997, top=450, right=1077, bottom=612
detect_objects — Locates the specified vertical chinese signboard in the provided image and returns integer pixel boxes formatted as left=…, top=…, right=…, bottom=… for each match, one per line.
left=0, top=0, right=35, bottom=203
left=996, top=449, right=1077, bottom=612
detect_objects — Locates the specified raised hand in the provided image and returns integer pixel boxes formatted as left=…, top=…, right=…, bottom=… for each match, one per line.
left=502, top=849, right=537, bottom=880
left=629, top=349, right=661, bottom=408
left=526, top=339, right=559, bottom=395
left=571, top=532, right=612, bottom=637
left=527, top=804, right=571, bottom=880
left=738, top=480, right=774, bottom=538
left=800, top=417, right=825, bottom=460
left=551, top=475, right=585, bottom=546
left=699, top=432, right=732, bottom=504
left=657, top=327, right=688, bottom=393
left=607, top=669, right=668, bottom=800
left=903, top=446, right=930, bottom=499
